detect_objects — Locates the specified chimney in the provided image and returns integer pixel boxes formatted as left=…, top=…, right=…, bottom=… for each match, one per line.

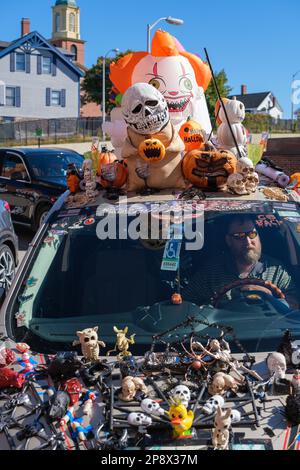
left=241, top=84, right=247, bottom=95
left=21, top=18, right=30, bottom=36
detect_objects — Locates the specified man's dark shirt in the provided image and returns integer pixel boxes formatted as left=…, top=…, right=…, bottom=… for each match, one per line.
left=182, top=253, right=296, bottom=306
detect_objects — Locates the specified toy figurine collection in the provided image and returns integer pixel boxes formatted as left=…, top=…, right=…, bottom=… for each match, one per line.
left=0, top=323, right=299, bottom=450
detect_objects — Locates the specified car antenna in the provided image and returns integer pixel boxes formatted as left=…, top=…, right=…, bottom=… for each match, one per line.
left=204, top=48, right=243, bottom=160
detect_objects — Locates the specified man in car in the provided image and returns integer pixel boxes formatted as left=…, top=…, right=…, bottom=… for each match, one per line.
left=183, top=214, right=298, bottom=309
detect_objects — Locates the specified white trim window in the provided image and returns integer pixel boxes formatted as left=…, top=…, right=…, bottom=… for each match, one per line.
left=69, top=13, right=76, bottom=33
left=51, top=90, right=61, bottom=106
left=42, top=57, right=52, bottom=75
left=6, top=87, right=16, bottom=107
left=16, top=52, right=25, bottom=72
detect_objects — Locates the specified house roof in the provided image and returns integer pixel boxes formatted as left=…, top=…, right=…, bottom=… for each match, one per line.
left=0, top=41, right=11, bottom=49
left=229, top=92, right=270, bottom=109
left=0, top=31, right=84, bottom=77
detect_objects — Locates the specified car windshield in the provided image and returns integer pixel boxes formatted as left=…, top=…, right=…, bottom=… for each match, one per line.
left=8, top=199, right=300, bottom=354
left=27, top=152, right=83, bottom=180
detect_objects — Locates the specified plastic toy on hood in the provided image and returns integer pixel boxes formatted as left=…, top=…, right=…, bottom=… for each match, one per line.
left=73, top=327, right=106, bottom=363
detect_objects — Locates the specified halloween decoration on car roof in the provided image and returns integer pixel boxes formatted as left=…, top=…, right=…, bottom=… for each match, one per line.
left=121, top=83, right=185, bottom=191
left=179, top=117, right=206, bottom=152
left=105, top=29, right=212, bottom=153
left=227, top=157, right=259, bottom=195
left=216, top=97, right=247, bottom=158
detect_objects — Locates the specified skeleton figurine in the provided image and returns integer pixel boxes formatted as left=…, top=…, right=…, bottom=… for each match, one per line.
left=202, top=395, right=225, bottom=415
left=127, top=412, right=152, bottom=435
left=208, top=372, right=239, bottom=396
left=169, top=385, right=191, bottom=409
left=227, top=157, right=259, bottom=195
left=141, top=398, right=167, bottom=417
left=107, top=326, right=136, bottom=357
left=79, top=159, right=98, bottom=200
left=73, top=327, right=106, bottom=362
left=266, top=352, right=287, bottom=380
left=119, top=376, right=148, bottom=402
left=212, top=406, right=232, bottom=450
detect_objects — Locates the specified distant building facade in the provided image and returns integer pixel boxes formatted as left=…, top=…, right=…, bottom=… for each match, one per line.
left=230, top=85, right=283, bottom=120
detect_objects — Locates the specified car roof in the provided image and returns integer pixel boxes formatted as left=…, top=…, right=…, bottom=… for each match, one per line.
left=0, top=147, right=83, bottom=156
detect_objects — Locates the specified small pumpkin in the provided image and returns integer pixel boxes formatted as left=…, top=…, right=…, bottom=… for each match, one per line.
left=179, top=117, right=205, bottom=152
left=182, top=147, right=237, bottom=190
left=67, top=174, right=80, bottom=194
left=101, top=160, right=128, bottom=189
left=171, top=292, right=183, bottom=305
left=97, top=147, right=117, bottom=177
left=138, top=138, right=166, bottom=163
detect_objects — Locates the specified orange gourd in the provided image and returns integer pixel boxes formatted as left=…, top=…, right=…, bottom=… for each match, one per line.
left=67, top=174, right=80, bottom=194
left=182, top=147, right=237, bottom=190
left=138, top=138, right=166, bottom=163
left=101, top=160, right=128, bottom=189
left=179, top=117, right=205, bottom=152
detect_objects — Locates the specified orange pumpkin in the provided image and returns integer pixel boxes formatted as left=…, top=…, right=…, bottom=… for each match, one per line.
left=67, top=174, right=80, bottom=194
left=171, top=292, right=183, bottom=305
left=138, top=138, right=166, bottom=163
left=182, top=147, right=237, bottom=190
left=97, top=148, right=117, bottom=177
left=101, top=160, right=128, bottom=189
left=214, top=97, right=230, bottom=126
left=179, top=117, right=205, bottom=152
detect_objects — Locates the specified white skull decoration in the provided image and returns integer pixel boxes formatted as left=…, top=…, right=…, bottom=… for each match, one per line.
left=121, top=83, right=169, bottom=135
left=202, top=395, right=225, bottom=415
left=141, top=398, right=166, bottom=417
left=169, top=385, right=191, bottom=408
left=227, top=173, right=248, bottom=195
left=245, top=172, right=259, bottom=193
left=266, top=352, right=287, bottom=379
left=237, top=157, right=254, bottom=177
left=127, top=412, right=152, bottom=427
left=230, top=409, right=241, bottom=423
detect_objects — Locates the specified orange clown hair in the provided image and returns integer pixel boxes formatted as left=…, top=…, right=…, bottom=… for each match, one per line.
left=109, top=29, right=212, bottom=95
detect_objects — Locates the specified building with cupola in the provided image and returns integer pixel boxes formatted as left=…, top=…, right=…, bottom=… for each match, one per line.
left=50, top=0, right=85, bottom=67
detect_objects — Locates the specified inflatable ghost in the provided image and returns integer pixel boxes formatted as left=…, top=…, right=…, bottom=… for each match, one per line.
left=104, top=29, right=212, bottom=155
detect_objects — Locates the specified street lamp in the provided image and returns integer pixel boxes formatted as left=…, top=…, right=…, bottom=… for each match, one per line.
left=147, top=16, right=184, bottom=53
left=291, top=70, right=300, bottom=127
left=102, top=48, right=119, bottom=141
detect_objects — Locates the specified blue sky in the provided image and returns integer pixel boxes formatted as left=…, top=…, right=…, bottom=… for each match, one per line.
left=1, top=0, right=299, bottom=117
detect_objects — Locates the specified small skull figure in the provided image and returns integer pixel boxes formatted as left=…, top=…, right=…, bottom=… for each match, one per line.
left=202, top=395, right=225, bottom=415
left=230, top=409, right=241, bottom=424
left=208, top=372, right=238, bottom=396
left=169, top=385, right=191, bottom=408
left=121, top=83, right=169, bottom=135
left=73, top=327, right=106, bottom=362
left=267, top=352, right=287, bottom=379
left=212, top=406, right=232, bottom=450
left=119, top=376, right=148, bottom=402
left=141, top=398, right=166, bottom=417
left=245, top=171, right=259, bottom=193
left=227, top=173, right=248, bottom=195
left=127, top=412, right=152, bottom=433
left=236, top=157, right=255, bottom=178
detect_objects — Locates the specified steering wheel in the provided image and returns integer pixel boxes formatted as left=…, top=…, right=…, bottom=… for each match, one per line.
left=211, top=278, right=287, bottom=310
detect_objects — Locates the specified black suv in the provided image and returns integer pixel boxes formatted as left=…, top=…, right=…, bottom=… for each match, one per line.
left=0, top=148, right=83, bottom=230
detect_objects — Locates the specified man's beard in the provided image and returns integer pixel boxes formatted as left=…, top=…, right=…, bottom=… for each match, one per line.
left=242, top=247, right=261, bottom=264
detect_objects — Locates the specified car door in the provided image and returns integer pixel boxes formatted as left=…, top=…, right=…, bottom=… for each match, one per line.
left=0, top=151, right=32, bottom=223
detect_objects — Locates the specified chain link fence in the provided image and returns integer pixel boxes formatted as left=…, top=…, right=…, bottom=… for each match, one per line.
left=0, top=117, right=105, bottom=146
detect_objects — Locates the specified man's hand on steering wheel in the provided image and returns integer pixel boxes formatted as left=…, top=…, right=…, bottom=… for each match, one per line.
left=239, top=280, right=284, bottom=298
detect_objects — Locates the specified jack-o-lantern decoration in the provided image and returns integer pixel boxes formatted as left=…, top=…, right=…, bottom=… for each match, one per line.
left=97, top=147, right=117, bottom=177
left=179, top=117, right=205, bottom=152
left=138, top=138, right=166, bottom=163
left=100, top=160, right=128, bottom=189
left=182, top=147, right=237, bottom=190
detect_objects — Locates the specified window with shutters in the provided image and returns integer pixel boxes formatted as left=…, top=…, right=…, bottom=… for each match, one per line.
left=16, top=53, right=25, bottom=72
left=51, top=90, right=61, bottom=106
left=42, top=57, right=52, bottom=74
left=6, top=87, right=16, bottom=107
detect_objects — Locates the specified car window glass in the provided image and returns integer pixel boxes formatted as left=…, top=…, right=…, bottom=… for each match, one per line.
left=1, top=154, right=28, bottom=180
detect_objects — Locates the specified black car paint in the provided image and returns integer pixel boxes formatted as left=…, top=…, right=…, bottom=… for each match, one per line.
left=0, top=148, right=83, bottom=229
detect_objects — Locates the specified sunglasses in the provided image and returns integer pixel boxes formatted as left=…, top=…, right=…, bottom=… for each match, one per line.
left=230, top=229, right=258, bottom=240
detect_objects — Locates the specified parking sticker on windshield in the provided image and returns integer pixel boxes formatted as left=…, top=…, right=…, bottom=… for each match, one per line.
left=255, top=214, right=282, bottom=228
left=161, top=240, right=181, bottom=271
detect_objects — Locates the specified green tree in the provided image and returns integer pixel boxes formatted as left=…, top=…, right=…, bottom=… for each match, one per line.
left=81, top=50, right=133, bottom=114
left=205, top=69, right=232, bottom=127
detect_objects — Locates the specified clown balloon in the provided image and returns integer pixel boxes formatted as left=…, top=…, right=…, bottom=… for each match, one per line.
left=104, top=29, right=212, bottom=154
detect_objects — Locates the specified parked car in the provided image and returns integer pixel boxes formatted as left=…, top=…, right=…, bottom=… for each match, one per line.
left=0, top=199, right=18, bottom=299
left=0, top=148, right=84, bottom=230
left=0, top=187, right=300, bottom=450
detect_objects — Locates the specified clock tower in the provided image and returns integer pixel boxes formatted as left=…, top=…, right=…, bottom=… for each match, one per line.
left=51, top=0, right=85, bottom=66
